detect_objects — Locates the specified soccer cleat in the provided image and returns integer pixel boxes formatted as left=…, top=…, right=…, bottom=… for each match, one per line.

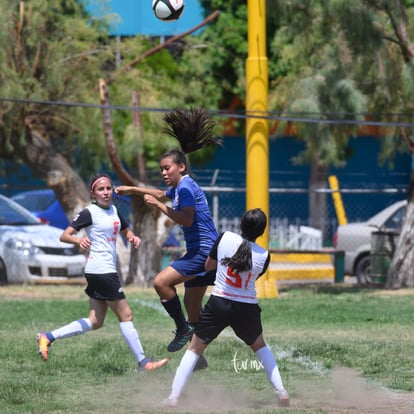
left=167, top=325, right=194, bottom=352
left=142, top=358, right=169, bottom=371
left=276, top=389, right=290, bottom=407
left=193, top=354, right=208, bottom=371
left=37, top=333, right=51, bottom=361
left=161, top=396, right=178, bottom=407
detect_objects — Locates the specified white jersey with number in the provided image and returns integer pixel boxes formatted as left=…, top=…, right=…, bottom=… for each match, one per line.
left=211, top=231, right=269, bottom=304
left=71, top=203, right=126, bottom=274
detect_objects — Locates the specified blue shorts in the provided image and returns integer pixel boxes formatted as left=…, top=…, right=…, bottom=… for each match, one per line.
left=170, top=251, right=216, bottom=288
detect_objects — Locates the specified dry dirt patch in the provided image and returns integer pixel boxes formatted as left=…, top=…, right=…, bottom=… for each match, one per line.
left=293, top=367, right=414, bottom=413
left=117, top=366, right=414, bottom=413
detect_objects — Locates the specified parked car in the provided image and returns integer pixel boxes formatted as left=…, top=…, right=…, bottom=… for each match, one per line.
left=334, top=200, right=407, bottom=284
left=0, top=194, right=86, bottom=285
left=11, top=188, right=131, bottom=229
left=11, top=189, right=70, bottom=229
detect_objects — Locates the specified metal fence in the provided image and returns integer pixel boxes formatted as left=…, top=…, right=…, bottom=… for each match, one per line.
left=3, top=167, right=409, bottom=248
left=184, top=168, right=408, bottom=247
left=201, top=186, right=407, bottom=248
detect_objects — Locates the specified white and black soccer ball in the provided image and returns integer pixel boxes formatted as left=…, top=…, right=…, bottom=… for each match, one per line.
left=152, top=0, right=185, bottom=22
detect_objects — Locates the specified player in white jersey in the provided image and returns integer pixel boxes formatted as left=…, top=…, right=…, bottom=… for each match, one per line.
left=36, top=173, right=168, bottom=371
left=162, top=208, right=289, bottom=408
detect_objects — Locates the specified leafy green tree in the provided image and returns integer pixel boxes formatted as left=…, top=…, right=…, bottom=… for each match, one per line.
left=199, top=1, right=414, bottom=288
left=335, top=0, right=414, bottom=288
left=0, top=0, right=112, bottom=207
left=197, top=1, right=368, bottom=234
left=270, top=0, right=414, bottom=287
left=0, top=0, right=222, bottom=286
left=267, top=1, right=367, bottom=236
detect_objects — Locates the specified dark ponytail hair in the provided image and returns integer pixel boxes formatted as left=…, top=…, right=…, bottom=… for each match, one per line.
left=163, top=107, right=220, bottom=154
left=161, top=108, right=221, bottom=171
left=221, top=209, right=267, bottom=273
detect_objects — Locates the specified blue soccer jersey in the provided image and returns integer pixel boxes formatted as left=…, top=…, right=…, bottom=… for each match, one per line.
left=166, top=175, right=218, bottom=254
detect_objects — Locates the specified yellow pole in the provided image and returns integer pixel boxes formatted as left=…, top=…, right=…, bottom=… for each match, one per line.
left=246, top=0, right=277, bottom=298
left=328, top=175, right=347, bottom=225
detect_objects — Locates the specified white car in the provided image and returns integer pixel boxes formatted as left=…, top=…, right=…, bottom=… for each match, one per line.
left=334, top=200, right=407, bottom=284
left=0, top=194, right=86, bottom=285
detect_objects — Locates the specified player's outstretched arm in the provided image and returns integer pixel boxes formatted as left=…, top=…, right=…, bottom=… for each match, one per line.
left=115, top=185, right=166, bottom=200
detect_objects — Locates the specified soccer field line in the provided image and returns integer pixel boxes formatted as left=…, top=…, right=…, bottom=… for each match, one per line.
left=269, top=343, right=329, bottom=376
left=133, top=298, right=168, bottom=315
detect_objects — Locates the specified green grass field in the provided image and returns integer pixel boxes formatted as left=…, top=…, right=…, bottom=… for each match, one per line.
left=1, top=284, right=413, bottom=414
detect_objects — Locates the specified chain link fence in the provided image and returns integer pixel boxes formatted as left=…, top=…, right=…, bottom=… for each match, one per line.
left=145, top=168, right=409, bottom=253
left=201, top=187, right=407, bottom=248
left=2, top=168, right=409, bottom=249
left=188, top=168, right=409, bottom=247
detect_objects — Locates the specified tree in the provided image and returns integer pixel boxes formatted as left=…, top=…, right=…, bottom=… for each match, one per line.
left=195, top=1, right=370, bottom=237
left=268, top=2, right=368, bottom=234
left=269, top=0, right=414, bottom=286
left=283, top=76, right=366, bottom=236
left=320, top=0, right=414, bottom=287
left=0, top=0, right=112, bottom=212
left=0, top=1, right=222, bottom=286
left=201, top=1, right=414, bottom=287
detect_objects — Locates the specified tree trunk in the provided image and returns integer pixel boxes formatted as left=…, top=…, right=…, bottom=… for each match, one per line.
left=125, top=196, right=162, bottom=287
left=387, top=169, right=414, bottom=288
left=98, top=79, right=162, bottom=287
left=383, top=1, right=414, bottom=288
left=309, top=155, right=329, bottom=239
left=19, top=130, right=90, bottom=219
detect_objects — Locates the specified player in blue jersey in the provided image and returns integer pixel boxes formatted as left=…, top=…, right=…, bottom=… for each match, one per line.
left=162, top=209, right=289, bottom=408
left=116, top=108, right=220, bottom=358
left=36, top=173, right=168, bottom=371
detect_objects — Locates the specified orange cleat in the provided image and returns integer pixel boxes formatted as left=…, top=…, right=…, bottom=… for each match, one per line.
left=37, top=333, right=51, bottom=361
left=142, top=358, right=168, bottom=371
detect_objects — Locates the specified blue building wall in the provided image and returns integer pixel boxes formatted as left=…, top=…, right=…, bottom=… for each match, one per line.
left=1, top=136, right=410, bottom=239
left=192, top=136, right=411, bottom=226
left=86, top=0, right=204, bottom=36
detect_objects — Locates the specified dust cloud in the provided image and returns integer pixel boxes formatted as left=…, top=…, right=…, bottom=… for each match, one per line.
left=293, top=366, right=414, bottom=413
left=118, top=366, right=414, bottom=413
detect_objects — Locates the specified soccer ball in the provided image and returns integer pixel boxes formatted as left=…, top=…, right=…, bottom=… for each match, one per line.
left=152, top=0, right=185, bottom=21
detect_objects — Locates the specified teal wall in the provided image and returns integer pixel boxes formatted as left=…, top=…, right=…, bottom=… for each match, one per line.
left=192, top=135, right=410, bottom=224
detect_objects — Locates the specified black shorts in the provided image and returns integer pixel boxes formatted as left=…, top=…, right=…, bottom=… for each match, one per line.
left=195, top=295, right=262, bottom=346
left=184, top=269, right=216, bottom=288
left=84, top=273, right=126, bottom=301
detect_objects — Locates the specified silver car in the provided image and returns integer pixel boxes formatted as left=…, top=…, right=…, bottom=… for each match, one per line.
left=0, top=194, right=86, bottom=285
left=334, top=200, right=407, bottom=284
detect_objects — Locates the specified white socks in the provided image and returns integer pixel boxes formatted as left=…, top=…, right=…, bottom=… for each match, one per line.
left=119, top=321, right=146, bottom=364
left=50, top=318, right=93, bottom=340
left=255, top=346, right=285, bottom=392
left=50, top=319, right=146, bottom=365
left=167, top=347, right=284, bottom=402
left=170, top=349, right=200, bottom=399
